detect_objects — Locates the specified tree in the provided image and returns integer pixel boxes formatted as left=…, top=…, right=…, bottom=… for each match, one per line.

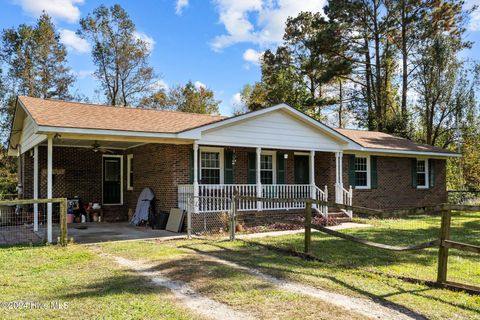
left=78, top=4, right=155, bottom=106
left=414, top=34, right=473, bottom=147
left=140, top=81, right=221, bottom=114
left=240, top=12, right=352, bottom=119
left=0, top=13, right=75, bottom=195
left=1, top=13, right=75, bottom=100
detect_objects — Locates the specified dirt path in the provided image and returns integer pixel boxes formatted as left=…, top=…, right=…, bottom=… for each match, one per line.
left=94, top=248, right=256, bottom=320
left=188, top=248, right=424, bottom=320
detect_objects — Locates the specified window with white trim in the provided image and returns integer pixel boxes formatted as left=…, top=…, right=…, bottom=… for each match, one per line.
left=260, top=154, right=274, bottom=184
left=200, top=148, right=223, bottom=184
left=127, top=154, right=133, bottom=190
left=416, top=159, right=428, bottom=188
left=354, top=156, right=370, bottom=188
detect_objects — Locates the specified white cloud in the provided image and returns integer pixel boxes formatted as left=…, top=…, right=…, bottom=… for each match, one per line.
left=77, top=70, right=94, bottom=79
left=231, top=92, right=243, bottom=106
left=466, top=0, right=480, bottom=31
left=194, top=81, right=207, bottom=89
left=151, top=79, right=169, bottom=91
left=243, top=48, right=263, bottom=65
left=133, top=31, right=156, bottom=52
left=15, top=0, right=84, bottom=23
left=175, top=0, right=189, bottom=15
left=60, top=29, right=90, bottom=53
left=211, top=0, right=326, bottom=51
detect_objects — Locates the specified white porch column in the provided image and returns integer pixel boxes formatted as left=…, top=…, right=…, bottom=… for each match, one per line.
left=335, top=152, right=344, bottom=204
left=256, top=147, right=262, bottom=211
left=47, top=136, right=53, bottom=243
left=193, top=141, right=199, bottom=214
left=309, top=150, right=316, bottom=199
left=33, top=145, right=39, bottom=232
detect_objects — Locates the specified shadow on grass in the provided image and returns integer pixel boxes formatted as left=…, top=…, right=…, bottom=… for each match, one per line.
left=60, top=273, right=168, bottom=299
left=181, top=243, right=430, bottom=320
left=60, top=254, right=274, bottom=301
left=184, top=241, right=479, bottom=317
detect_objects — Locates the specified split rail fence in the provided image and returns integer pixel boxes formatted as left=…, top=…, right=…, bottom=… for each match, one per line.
left=227, top=194, right=480, bottom=294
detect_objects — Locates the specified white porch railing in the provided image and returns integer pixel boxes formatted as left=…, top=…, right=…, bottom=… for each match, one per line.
left=178, top=184, right=329, bottom=216
left=337, top=185, right=353, bottom=218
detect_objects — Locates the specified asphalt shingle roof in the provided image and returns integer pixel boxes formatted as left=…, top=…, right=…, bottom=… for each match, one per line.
left=18, top=96, right=225, bottom=133
left=18, top=96, right=457, bottom=155
left=336, top=128, right=456, bottom=154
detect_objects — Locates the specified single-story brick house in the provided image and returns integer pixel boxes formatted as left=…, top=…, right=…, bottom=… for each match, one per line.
left=9, top=96, right=459, bottom=227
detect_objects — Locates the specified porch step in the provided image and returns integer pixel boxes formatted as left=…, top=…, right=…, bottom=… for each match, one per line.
left=327, top=211, right=351, bottom=223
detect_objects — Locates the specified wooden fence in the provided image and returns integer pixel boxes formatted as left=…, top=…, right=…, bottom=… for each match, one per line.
left=232, top=195, right=480, bottom=294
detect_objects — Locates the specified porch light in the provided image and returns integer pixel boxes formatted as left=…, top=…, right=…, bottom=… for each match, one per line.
left=284, top=153, right=288, bottom=159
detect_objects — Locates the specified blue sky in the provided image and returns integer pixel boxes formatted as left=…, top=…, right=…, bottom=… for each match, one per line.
left=1, top=0, right=480, bottom=116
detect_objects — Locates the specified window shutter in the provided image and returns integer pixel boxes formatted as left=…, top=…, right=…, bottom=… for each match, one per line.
left=371, top=156, right=378, bottom=189
left=348, top=155, right=356, bottom=187
left=277, top=153, right=285, bottom=184
left=224, top=150, right=234, bottom=184
left=189, top=148, right=194, bottom=184
left=411, top=158, right=417, bottom=188
left=248, top=152, right=256, bottom=184
left=429, top=159, right=435, bottom=188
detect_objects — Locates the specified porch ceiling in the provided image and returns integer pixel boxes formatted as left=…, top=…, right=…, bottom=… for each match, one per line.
left=39, top=138, right=141, bottom=150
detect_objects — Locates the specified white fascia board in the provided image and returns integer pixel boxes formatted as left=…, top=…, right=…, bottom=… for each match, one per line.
left=36, top=125, right=180, bottom=140
left=197, top=140, right=343, bottom=153
left=343, top=146, right=461, bottom=158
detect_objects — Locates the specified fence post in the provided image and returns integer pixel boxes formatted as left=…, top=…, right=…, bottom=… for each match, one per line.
left=230, top=191, right=237, bottom=241
left=304, top=199, right=312, bottom=254
left=187, top=202, right=192, bottom=239
left=59, top=198, right=68, bottom=246
left=437, top=209, right=451, bottom=284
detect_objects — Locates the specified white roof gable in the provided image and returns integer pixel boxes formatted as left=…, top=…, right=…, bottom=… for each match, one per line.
left=189, top=106, right=350, bottom=151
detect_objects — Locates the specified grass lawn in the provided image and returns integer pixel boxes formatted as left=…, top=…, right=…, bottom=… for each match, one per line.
left=0, top=244, right=202, bottom=319
left=0, top=212, right=478, bottom=319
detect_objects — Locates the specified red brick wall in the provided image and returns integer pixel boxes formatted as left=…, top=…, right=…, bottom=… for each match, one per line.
left=342, top=156, right=447, bottom=210
left=21, top=146, right=127, bottom=221
left=125, top=143, right=191, bottom=214
left=20, top=145, right=449, bottom=222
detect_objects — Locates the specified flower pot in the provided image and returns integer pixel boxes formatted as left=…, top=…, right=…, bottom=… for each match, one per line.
left=67, top=214, right=75, bottom=224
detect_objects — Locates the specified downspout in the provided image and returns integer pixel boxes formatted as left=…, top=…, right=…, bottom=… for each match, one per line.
left=17, top=144, right=23, bottom=199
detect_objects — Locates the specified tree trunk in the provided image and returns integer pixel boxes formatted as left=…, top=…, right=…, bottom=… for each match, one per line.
left=373, top=0, right=383, bottom=132
left=364, top=38, right=375, bottom=131
left=401, top=0, right=408, bottom=119
left=338, top=79, right=343, bottom=128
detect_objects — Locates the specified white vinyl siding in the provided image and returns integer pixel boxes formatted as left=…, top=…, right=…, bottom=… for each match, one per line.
left=198, top=110, right=343, bottom=151
left=19, top=116, right=47, bottom=154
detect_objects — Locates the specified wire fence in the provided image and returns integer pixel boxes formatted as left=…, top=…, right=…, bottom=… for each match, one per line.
left=447, top=190, right=480, bottom=205
left=0, top=199, right=67, bottom=246
left=185, top=195, right=233, bottom=236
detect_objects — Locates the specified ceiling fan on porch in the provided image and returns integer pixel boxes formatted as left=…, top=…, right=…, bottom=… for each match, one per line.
left=91, top=141, right=114, bottom=154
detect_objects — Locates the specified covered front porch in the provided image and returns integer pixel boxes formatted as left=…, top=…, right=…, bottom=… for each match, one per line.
left=177, top=142, right=352, bottom=217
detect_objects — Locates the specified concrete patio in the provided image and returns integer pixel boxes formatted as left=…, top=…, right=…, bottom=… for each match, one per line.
left=62, top=222, right=186, bottom=244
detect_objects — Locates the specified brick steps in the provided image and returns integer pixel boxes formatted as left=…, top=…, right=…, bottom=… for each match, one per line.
left=328, top=211, right=351, bottom=223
